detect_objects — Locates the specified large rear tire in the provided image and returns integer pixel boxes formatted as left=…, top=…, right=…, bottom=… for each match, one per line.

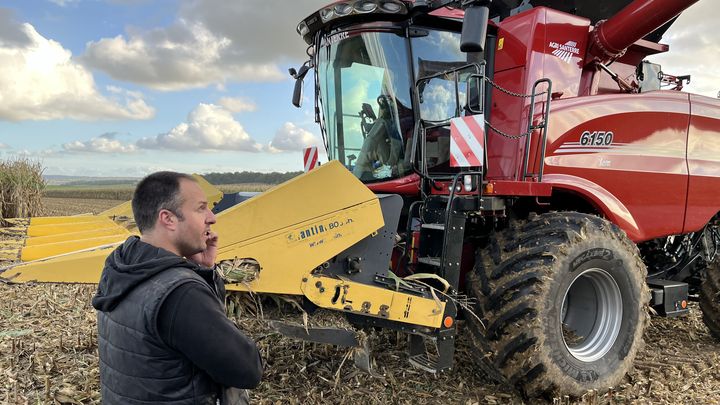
left=700, top=261, right=720, bottom=339
left=466, top=212, right=648, bottom=397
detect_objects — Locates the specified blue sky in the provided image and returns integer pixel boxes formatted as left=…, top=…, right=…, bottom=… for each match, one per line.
left=0, top=0, right=329, bottom=176
left=0, top=0, right=717, bottom=177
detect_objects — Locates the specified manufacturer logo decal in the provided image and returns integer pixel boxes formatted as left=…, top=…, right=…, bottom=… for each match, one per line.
left=549, top=40, right=580, bottom=63
left=321, top=31, right=348, bottom=46
left=287, top=216, right=355, bottom=245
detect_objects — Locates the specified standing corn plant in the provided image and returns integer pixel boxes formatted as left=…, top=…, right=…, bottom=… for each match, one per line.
left=0, top=157, right=45, bottom=225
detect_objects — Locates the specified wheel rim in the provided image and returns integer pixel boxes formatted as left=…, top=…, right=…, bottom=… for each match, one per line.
left=560, top=268, right=622, bottom=362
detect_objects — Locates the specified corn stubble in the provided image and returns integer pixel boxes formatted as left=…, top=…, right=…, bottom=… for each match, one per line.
left=4, top=198, right=720, bottom=403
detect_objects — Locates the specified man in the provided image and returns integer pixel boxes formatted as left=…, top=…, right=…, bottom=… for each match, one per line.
left=92, top=171, right=262, bottom=404
left=352, top=94, right=404, bottom=180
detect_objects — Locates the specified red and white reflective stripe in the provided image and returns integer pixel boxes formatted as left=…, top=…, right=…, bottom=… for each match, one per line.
left=449, top=114, right=485, bottom=167
left=303, top=146, right=319, bottom=172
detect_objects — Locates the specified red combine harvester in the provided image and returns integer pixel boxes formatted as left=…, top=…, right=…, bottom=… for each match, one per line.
left=290, top=0, right=719, bottom=398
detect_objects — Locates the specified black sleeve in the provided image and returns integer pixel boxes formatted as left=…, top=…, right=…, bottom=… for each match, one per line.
left=157, top=283, right=263, bottom=388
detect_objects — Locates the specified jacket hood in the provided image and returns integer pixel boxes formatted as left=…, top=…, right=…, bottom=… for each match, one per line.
left=92, top=236, right=197, bottom=312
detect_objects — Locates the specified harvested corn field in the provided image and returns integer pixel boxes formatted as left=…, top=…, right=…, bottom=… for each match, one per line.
left=41, top=198, right=125, bottom=218
left=2, top=200, right=720, bottom=404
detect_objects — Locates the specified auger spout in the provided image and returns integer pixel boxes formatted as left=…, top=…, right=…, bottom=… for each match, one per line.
left=587, top=0, right=699, bottom=63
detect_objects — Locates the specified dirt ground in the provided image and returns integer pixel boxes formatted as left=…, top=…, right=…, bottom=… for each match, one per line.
left=2, top=198, right=720, bottom=404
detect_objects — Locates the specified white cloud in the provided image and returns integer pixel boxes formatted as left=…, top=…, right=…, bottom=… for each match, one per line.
left=63, top=133, right=137, bottom=153
left=81, top=0, right=329, bottom=90
left=49, top=0, right=146, bottom=6
left=268, top=122, right=321, bottom=153
left=82, top=19, right=283, bottom=90
left=420, top=81, right=456, bottom=121
left=430, top=31, right=464, bottom=60
left=652, top=1, right=720, bottom=98
left=0, top=143, right=9, bottom=149
left=137, top=103, right=263, bottom=151
left=48, top=0, right=80, bottom=6
left=12, top=149, right=55, bottom=158
left=179, top=0, right=328, bottom=63
left=218, top=96, right=257, bottom=113
left=107, top=0, right=150, bottom=4
left=0, top=12, right=154, bottom=121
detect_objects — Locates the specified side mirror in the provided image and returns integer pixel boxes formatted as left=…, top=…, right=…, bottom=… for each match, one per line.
left=292, top=78, right=304, bottom=108
left=461, top=5, right=489, bottom=53
left=290, top=63, right=311, bottom=108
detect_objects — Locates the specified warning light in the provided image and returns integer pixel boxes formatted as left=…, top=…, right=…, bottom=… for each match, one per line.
left=443, top=316, right=454, bottom=328
left=484, top=183, right=494, bottom=194
left=681, top=300, right=688, bottom=309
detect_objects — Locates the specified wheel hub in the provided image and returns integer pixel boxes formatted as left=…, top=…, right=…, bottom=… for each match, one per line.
left=561, top=268, right=622, bottom=362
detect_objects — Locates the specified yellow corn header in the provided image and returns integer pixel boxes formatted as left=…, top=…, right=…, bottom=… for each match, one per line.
left=0, top=162, right=449, bottom=331
left=9, top=174, right=222, bottom=263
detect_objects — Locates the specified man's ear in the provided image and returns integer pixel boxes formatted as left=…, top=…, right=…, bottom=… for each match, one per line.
left=157, top=209, right=177, bottom=231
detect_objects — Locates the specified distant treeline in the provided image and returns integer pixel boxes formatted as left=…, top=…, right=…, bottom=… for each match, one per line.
left=63, top=179, right=139, bottom=187
left=202, top=171, right=303, bottom=185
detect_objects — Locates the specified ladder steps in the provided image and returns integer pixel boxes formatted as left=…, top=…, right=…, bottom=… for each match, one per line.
left=421, top=223, right=445, bottom=230
left=417, top=257, right=441, bottom=267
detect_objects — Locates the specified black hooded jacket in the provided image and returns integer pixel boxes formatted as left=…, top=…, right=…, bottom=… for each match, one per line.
left=92, top=236, right=262, bottom=404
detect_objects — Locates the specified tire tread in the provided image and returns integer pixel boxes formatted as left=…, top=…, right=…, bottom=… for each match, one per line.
left=465, top=211, right=648, bottom=398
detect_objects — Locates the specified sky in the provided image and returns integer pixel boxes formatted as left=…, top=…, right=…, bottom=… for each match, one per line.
left=0, top=0, right=717, bottom=177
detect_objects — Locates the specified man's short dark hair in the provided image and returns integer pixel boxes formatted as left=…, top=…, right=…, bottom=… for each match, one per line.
left=132, top=171, right=196, bottom=233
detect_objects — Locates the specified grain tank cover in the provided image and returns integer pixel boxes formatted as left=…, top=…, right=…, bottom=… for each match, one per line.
left=509, top=0, right=677, bottom=42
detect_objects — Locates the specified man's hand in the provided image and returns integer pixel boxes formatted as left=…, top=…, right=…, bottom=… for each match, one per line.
left=188, top=231, right=219, bottom=268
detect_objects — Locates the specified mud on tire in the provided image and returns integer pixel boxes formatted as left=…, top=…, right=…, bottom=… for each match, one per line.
left=466, top=212, right=649, bottom=397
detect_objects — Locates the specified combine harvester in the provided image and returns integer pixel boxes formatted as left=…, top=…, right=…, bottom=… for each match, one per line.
left=4, top=0, right=720, bottom=399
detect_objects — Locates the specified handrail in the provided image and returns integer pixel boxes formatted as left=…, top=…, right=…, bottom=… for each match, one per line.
left=521, top=78, right=553, bottom=181
left=412, top=63, right=484, bottom=195
left=412, top=62, right=552, bottom=191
